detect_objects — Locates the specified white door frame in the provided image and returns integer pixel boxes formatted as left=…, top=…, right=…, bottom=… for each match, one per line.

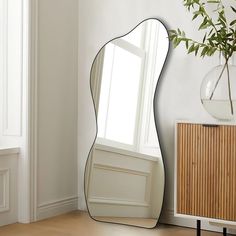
left=17, top=0, right=38, bottom=223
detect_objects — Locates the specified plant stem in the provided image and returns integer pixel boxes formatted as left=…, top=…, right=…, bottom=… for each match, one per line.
left=209, top=58, right=228, bottom=99
left=226, top=61, right=234, bottom=115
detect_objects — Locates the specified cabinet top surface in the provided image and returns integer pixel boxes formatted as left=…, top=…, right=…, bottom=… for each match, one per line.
left=176, top=120, right=236, bottom=126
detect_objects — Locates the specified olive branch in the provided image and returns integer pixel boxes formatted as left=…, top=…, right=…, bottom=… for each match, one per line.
left=169, top=0, right=236, bottom=114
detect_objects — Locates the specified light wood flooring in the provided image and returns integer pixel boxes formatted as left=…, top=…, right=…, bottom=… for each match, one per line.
left=0, top=211, right=224, bottom=236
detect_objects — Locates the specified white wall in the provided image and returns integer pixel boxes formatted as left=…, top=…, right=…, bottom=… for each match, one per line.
left=77, top=0, right=235, bottom=231
left=35, top=0, right=79, bottom=220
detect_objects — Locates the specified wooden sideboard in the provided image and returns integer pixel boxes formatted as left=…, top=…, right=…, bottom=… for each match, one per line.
left=175, top=122, right=236, bottom=231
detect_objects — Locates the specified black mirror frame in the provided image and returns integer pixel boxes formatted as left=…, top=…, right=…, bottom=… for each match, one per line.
left=84, top=17, right=171, bottom=229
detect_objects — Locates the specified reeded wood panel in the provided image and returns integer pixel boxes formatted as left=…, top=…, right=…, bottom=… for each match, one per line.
left=177, top=123, right=236, bottom=221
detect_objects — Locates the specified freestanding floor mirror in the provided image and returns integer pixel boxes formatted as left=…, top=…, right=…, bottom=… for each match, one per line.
left=84, top=18, right=169, bottom=228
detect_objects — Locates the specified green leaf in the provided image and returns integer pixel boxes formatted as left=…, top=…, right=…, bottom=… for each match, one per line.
left=207, top=47, right=217, bottom=56
left=226, top=33, right=233, bottom=37
left=198, top=17, right=209, bottom=30
left=200, top=23, right=211, bottom=30
left=201, top=46, right=209, bottom=57
left=230, top=19, right=236, bottom=26
left=195, top=44, right=200, bottom=56
left=168, top=35, right=176, bottom=41
left=231, top=6, right=236, bottom=13
left=208, top=28, right=214, bottom=36
left=173, top=38, right=181, bottom=48
left=169, top=30, right=176, bottom=34
left=188, top=44, right=196, bottom=54
left=203, top=33, right=207, bottom=43
left=185, top=40, right=189, bottom=49
left=192, top=13, right=199, bottom=20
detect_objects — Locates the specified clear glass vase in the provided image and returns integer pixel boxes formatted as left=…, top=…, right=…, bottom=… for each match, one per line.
left=200, top=56, right=236, bottom=120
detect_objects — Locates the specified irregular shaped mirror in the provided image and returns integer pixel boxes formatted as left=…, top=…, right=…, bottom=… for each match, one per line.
left=85, top=18, right=169, bottom=228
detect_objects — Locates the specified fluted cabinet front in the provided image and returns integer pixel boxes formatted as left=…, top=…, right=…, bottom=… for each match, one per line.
left=176, top=123, right=236, bottom=221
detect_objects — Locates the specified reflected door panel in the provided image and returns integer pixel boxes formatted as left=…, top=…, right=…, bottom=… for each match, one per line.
left=85, top=18, right=169, bottom=228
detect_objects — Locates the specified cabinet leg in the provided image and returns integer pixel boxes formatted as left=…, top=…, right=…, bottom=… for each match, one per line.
left=223, top=227, right=227, bottom=236
left=197, top=220, right=201, bottom=236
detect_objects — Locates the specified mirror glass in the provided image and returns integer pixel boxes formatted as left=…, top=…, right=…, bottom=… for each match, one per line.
left=85, top=18, right=169, bottom=228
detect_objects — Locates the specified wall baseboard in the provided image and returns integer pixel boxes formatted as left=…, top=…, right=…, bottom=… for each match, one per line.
left=160, top=208, right=236, bottom=234
left=37, top=197, right=79, bottom=221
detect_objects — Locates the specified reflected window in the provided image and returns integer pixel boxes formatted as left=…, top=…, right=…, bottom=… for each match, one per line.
left=122, top=24, right=144, bottom=48
left=95, top=21, right=168, bottom=156
left=98, top=39, right=143, bottom=145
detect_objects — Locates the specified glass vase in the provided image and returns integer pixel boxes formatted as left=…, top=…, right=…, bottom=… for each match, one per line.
left=200, top=56, right=236, bottom=120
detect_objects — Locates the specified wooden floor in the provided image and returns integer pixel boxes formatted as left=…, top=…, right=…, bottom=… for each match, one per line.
left=95, top=216, right=157, bottom=228
left=0, top=211, right=223, bottom=236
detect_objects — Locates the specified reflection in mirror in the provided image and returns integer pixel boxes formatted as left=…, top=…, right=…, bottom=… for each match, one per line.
left=85, top=19, right=169, bottom=228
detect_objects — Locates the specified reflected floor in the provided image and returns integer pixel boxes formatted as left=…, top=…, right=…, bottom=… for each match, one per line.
left=95, top=216, right=157, bottom=228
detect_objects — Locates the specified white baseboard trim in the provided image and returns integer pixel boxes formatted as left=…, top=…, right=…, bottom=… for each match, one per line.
left=160, top=208, right=236, bottom=235
left=37, top=196, right=79, bottom=220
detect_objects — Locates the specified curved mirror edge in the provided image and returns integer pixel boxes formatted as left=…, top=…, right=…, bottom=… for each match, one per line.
left=84, top=18, right=170, bottom=228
